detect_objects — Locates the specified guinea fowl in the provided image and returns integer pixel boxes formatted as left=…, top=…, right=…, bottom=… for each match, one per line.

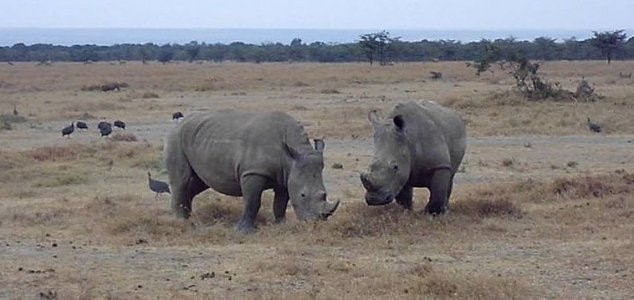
left=100, top=124, right=112, bottom=137
left=148, top=172, right=170, bottom=199
left=587, top=118, right=601, bottom=133
left=97, top=121, right=111, bottom=130
left=61, top=123, right=74, bottom=137
left=113, top=120, right=126, bottom=130
left=172, top=111, right=184, bottom=121
left=76, top=121, right=88, bottom=130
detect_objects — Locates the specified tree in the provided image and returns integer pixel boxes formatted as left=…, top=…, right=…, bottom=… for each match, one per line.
left=591, top=30, right=627, bottom=64
left=157, top=48, right=174, bottom=64
left=358, top=31, right=397, bottom=65
left=185, top=41, right=201, bottom=63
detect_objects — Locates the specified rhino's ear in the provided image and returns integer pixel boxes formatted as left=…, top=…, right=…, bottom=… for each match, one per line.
left=393, top=115, right=405, bottom=132
left=284, top=143, right=302, bottom=161
left=313, top=139, right=325, bottom=152
left=368, top=110, right=381, bottom=127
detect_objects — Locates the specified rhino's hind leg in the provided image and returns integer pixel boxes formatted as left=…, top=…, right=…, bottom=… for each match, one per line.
left=166, top=141, right=208, bottom=219
left=235, top=175, right=267, bottom=233
left=173, top=172, right=208, bottom=219
left=425, top=168, right=451, bottom=215
left=395, top=185, right=413, bottom=210
left=273, top=187, right=289, bottom=223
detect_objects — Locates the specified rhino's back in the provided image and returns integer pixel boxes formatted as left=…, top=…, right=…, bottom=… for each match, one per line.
left=391, top=101, right=466, bottom=174
left=173, top=110, right=304, bottom=193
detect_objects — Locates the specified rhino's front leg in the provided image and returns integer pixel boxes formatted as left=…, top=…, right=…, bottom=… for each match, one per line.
left=273, top=187, right=289, bottom=223
left=395, top=185, right=413, bottom=210
left=425, top=168, right=451, bottom=215
left=236, top=175, right=266, bottom=234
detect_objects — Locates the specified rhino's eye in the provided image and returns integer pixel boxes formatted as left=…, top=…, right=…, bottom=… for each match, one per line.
left=301, top=193, right=306, bottom=198
left=393, top=164, right=399, bottom=171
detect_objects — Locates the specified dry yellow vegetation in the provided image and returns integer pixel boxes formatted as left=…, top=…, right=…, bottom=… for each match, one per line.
left=0, top=61, right=633, bottom=299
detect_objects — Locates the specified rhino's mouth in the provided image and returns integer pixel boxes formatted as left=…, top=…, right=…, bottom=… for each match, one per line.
left=365, top=190, right=393, bottom=206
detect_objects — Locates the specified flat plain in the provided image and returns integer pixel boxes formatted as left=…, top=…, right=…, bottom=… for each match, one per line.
left=0, top=61, right=633, bottom=299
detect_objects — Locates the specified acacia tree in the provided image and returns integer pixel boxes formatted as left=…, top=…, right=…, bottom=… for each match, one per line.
left=358, top=31, right=397, bottom=65
left=591, top=30, right=627, bottom=64
left=185, top=41, right=201, bottom=62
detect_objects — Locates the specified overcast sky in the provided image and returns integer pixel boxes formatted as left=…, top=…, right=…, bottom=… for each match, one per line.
left=2, top=0, right=632, bottom=29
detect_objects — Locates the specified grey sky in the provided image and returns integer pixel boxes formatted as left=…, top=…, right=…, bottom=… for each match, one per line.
left=2, top=0, right=633, bottom=29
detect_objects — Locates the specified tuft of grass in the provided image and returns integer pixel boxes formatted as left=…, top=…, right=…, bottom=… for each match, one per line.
left=551, top=172, right=634, bottom=199
left=453, top=198, right=522, bottom=218
left=320, top=88, right=341, bottom=94
left=141, top=92, right=160, bottom=98
left=110, top=133, right=138, bottom=142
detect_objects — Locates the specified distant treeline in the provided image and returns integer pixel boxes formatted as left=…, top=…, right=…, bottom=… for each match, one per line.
left=2, top=35, right=634, bottom=63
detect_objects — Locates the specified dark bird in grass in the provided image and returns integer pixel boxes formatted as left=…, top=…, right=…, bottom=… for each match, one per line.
left=13, top=104, right=18, bottom=116
left=100, top=124, right=112, bottom=137
left=172, top=111, right=184, bottom=121
left=62, top=123, right=74, bottom=137
left=76, top=121, right=88, bottom=130
left=148, top=172, right=170, bottom=199
left=97, top=121, right=111, bottom=130
left=587, top=118, right=602, bottom=133
left=113, top=120, right=126, bottom=130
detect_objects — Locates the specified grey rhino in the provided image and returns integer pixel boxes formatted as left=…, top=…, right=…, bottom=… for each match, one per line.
left=164, top=110, right=339, bottom=233
left=360, top=101, right=466, bottom=214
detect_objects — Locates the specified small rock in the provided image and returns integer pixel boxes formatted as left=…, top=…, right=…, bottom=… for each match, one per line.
left=332, top=163, right=343, bottom=169
left=51, top=243, right=57, bottom=247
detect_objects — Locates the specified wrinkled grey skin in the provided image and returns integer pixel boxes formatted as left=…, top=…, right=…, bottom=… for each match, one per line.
left=164, top=110, right=339, bottom=233
left=360, top=101, right=466, bottom=214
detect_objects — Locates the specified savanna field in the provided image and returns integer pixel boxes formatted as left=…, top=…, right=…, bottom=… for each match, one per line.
left=0, top=61, right=633, bottom=299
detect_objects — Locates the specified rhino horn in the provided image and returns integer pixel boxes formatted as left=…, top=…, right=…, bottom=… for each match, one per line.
left=322, top=199, right=340, bottom=219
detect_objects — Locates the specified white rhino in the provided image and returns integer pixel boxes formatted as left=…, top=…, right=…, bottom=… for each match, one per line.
left=360, top=101, right=466, bottom=214
left=164, top=110, right=339, bottom=233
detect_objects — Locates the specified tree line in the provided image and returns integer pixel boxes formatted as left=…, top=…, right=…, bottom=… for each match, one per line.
left=0, top=30, right=631, bottom=64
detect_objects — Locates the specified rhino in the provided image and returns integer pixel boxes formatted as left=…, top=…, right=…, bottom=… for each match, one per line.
left=164, top=110, right=339, bottom=233
left=360, top=101, right=466, bottom=214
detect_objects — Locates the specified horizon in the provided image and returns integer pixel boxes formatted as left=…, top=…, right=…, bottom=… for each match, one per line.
left=1, top=27, right=627, bottom=47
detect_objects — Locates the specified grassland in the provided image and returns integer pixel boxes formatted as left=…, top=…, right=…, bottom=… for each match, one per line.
left=0, top=61, right=633, bottom=299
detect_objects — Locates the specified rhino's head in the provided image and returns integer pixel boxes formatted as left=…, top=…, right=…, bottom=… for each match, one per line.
left=286, top=139, right=339, bottom=220
left=360, top=110, right=411, bottom=206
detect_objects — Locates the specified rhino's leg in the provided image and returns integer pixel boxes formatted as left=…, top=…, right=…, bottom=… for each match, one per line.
left=165, top=138, right=208, bottom=219
left=395, top=185, right=413, bottom=210
left=170, top=170, right=207, bottom=219
left=235, top=175, right=266, bottom=233
left=425, top=168, right=451, bottom=215
left=446, top=174, right=455, bottom=210
left=273, top=187, right=289, bottom=223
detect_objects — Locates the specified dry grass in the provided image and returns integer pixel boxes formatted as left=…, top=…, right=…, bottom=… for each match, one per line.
left=1, top=61, right=633, bottom=299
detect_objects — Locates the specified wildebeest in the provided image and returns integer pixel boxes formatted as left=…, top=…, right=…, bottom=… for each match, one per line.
left=360, top=101, right=466, bottom=215
left=164, top=110, right=339, bottom=233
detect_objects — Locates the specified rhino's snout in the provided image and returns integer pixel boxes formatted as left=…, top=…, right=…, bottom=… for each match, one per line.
left=360, top=172, right=376, bottom=191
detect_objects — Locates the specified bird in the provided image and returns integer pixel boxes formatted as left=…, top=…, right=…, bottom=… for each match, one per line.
left=61, top=123, right=74, bottom=138
left=100, top=124, right=112, bottom=137
left=172, top=111, right=184, bottom=121
left=113, top=120, right=126, bottom=130
left=76, top=121, right=88, bottom=130
left=13, top=104, right=18, bottom=116
left=148, top=172, right=170, bottom=199
left=97, top=121, right=112, bottom=130
left=587, top=118, right=602, bottom=133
